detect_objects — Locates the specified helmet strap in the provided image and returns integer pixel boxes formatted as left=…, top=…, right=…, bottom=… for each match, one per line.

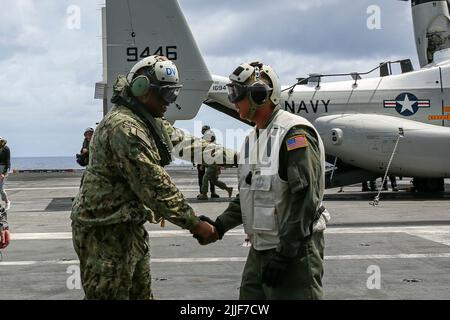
left=246, top=97, right=259, bottom=121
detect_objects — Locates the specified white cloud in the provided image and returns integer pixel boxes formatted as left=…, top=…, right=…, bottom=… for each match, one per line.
left=0, top=0, right=103, bottom=157
left=0, top=0, right=420, bottom=157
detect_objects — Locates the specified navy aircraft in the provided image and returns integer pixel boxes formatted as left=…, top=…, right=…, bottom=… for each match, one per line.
left=97, top=0, right=450, bottom=192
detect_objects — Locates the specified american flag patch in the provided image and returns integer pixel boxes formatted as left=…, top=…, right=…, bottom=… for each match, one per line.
left=286, top=135, right=308, bottom=151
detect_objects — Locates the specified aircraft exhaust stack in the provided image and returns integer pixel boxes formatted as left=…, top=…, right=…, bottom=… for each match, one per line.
left=411, top=0, right=450, bottom=67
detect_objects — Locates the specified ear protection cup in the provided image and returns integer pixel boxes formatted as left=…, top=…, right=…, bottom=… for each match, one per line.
left=130, top=75, right=151, bottom=97
left=249, top=82, right=270, bottom=105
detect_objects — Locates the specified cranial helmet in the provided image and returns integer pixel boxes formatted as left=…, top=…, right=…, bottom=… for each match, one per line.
left=126, top=55, right=182, bottom=104
left=201, top=125, right=210, bottom=133
left=227, top=61, right=281, bottom=106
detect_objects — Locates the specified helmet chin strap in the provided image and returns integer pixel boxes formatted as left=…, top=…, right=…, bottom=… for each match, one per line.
left=245, top=74, right=261, bottom=121
left=246, top=99, right=259, bottom=121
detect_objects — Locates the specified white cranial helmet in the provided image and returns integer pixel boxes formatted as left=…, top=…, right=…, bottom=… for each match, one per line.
left=228, top=61, right=281, bottom=105
left=126, top=55, right=182, bottom=103
left=126, top=55, right=180, bottom=84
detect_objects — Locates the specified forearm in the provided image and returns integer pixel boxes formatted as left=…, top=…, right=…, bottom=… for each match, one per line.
left=277, top=189, right=318, bottom=258
left=216, top=194, right=243, bottom=235
left=277, top=126, right=323, bottom=257
left=117, top=153, right=199, bottom=230
left=167, top=122, right=237, bottom=166
left=111, top=125, right=200, bottom=230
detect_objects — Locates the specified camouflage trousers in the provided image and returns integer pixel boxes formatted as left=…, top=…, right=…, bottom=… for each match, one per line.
left=0, top=169, right=8, bottom=203
left=239, top=232, right=324, bottom=300
left=72, top=222, right=153, bottom=300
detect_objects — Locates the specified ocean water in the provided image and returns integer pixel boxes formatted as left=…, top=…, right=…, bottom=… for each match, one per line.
left=10, top=156, right=192, bottom=171
left=11, top=157, right=81, bottom=170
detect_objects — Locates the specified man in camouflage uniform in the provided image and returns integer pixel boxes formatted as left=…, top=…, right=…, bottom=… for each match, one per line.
left=196, top=125, right=216, bottom=197
left=198, top=61, right=330, bottom=299
left=0, top=203, right=10, bottom=249
left=197, top=126, right=233, bottom=200
left=71, top=55, right=235, bottom=300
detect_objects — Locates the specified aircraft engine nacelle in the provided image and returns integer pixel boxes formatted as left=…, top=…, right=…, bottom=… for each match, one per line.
left=314, top=114, right=450, bottom=178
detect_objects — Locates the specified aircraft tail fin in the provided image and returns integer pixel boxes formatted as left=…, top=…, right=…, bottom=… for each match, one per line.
left=102, top=0, right=212, bottom=120
left=411, top=0, right=450, bottom=66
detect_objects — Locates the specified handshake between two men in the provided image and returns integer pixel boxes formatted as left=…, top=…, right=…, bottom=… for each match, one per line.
left=190, top=215, right=223, bottom=245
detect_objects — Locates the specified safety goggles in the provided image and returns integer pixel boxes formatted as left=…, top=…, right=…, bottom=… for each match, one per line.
left=149, top=83, right=183, bottom=104
left=226, top=82, right=273, bottom=104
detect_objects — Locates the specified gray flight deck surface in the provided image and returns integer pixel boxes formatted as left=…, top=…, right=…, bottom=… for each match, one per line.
left=1, top=168, right=449, bottom=300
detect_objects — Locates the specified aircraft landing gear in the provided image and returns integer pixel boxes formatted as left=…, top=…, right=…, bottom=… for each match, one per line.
left=412, top=178, right=445, bottom=193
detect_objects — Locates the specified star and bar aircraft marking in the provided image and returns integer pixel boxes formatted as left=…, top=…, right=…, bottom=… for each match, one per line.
left=384, top=92, right=430, bottom=116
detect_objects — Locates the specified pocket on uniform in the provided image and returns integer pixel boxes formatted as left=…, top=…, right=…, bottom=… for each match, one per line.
left=251, top=174, right=271, bottom=192
left=83, top=256, right=120, bottom=299
left=253, top=206, right=277, bottom=231
left=252, top=174, right=274, bottom=206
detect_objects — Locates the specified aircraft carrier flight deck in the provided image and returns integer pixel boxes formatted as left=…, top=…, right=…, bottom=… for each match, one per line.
left=1, top=168, right=449, bottom=300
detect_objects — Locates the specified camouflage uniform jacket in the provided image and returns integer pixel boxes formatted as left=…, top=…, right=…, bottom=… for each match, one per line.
left=71, top=76, right=236, bottom=230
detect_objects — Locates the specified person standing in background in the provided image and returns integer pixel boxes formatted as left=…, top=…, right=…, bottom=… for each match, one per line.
left=197, top=126, right=233, bottom=200
left=0, top=137, right=11, bottom=211
left=76, top=128, right=94, bottom=167
left=196, top=125, right=216, bottom=196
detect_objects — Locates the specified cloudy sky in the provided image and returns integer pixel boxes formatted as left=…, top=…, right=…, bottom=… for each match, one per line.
left=0, top=0, right=417, bottom=157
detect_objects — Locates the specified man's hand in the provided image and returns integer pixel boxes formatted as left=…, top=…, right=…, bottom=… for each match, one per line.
left=0, top=230, right=11, bottom=249
left=0, top=174, right=4, bottom=181
left=190, top=220, right=219, bottom=245
left=262, top=251, right=293, bottom=287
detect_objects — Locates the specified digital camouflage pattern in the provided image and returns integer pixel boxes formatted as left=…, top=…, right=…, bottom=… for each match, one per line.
left=71, top=75, right=237, bottom=299
left=72, top=222, right=152, bottom=300
left=0, top=204, right=7, bottom=231
left=71, top=76, right=236, bottom=229
left=71, top=103, right=199, bottom=230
